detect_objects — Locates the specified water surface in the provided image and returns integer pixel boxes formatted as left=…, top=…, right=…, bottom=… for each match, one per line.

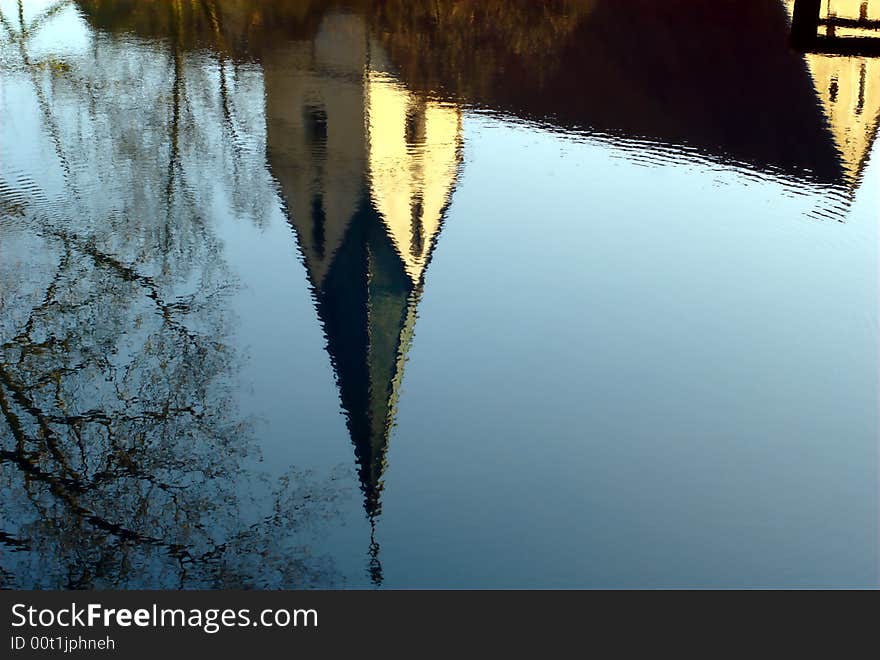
left=1, top=0, right=878, bottom=588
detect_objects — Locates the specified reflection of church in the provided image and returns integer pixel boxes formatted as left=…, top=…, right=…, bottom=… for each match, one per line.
left=263, top=12, right=462, bottom=519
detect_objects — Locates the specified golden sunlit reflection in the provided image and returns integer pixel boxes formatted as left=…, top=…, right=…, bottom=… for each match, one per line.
left=786, top=0, right=880, bottom=185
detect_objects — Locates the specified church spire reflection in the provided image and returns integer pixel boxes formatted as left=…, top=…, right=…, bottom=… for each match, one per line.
left=263, top=12, right=462, bottom=522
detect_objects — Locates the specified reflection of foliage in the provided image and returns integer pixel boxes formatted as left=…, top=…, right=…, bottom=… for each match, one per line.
left=72, top=0, right=596, bottom=96
left=371, top=0, right=595, bottom=98
left=75, top=0, right=332, bottom=59
left=0, top=1, right=348, bottom=589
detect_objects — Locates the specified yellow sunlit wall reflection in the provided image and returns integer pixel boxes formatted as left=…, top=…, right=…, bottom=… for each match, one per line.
left=366, top=70, right=462, bottom=283
left=785, top=0, right=880, bottom=183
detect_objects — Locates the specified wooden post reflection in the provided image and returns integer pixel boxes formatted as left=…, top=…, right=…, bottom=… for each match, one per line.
left=792, top=0, right=822, bottom=47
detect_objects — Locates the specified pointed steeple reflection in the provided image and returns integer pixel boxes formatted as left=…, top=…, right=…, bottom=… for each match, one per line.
left=263, top=12, right=462, bottom=522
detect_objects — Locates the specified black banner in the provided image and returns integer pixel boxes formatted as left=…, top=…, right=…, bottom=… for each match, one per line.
left=0, top=589, right=870, bottom=656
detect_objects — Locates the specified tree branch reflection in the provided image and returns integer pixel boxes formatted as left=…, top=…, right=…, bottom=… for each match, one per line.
left=0, top=0, right=348, bottom=589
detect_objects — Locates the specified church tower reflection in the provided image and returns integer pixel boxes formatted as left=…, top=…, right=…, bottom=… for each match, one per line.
left=263, top=12, right=462, bottom=530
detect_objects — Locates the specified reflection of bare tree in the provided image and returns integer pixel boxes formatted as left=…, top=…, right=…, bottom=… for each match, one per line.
left=0, top=2, right=347, bottom=589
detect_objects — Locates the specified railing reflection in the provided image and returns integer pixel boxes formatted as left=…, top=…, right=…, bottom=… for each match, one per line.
left=792, top=0, right=880, bottom=55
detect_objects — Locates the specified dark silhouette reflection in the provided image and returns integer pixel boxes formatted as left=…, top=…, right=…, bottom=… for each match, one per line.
left=371, top=0, right=869, bottom=187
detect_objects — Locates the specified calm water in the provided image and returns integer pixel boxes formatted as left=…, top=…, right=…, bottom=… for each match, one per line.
left=1, top=0, right=878, bottom=589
